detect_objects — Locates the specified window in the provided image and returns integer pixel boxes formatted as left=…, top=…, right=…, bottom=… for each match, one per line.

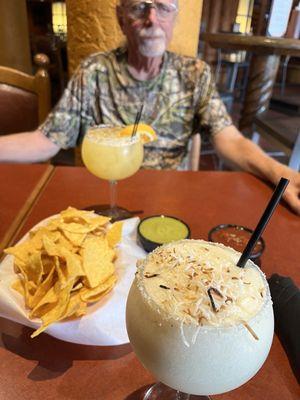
left=235, top=0, right=254, bottom=34
left=52, top=1, right=67, bottom=39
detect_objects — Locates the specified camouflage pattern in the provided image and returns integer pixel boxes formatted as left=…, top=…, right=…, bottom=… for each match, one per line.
left=40, top=47, right=232, bottom=169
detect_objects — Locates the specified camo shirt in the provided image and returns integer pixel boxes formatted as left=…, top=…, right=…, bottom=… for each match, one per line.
left=40, top=47, right=232, bottom=169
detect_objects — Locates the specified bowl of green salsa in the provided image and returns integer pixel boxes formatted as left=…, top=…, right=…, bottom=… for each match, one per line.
left=137, top=215, right=190, bottom=252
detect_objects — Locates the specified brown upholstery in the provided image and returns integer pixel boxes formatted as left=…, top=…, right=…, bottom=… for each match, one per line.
left=0, top=54, right=51, bottom=135
left=0, top=84, right=38, bottom=134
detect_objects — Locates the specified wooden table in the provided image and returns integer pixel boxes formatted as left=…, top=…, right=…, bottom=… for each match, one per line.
left=202, top=33, right=300, bottom=135
left=0, top=163, right=53, bottom=255
left=1, top=166, right=299, bottom=400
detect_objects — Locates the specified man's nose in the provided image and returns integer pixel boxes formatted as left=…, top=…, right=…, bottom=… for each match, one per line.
left=144, top=7, right=160, bottom=26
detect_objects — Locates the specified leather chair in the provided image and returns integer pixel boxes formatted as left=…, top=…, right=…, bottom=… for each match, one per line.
left=0, top=53, right=51, bottom=135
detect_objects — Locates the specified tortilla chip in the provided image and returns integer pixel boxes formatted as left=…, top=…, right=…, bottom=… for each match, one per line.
left=80, top=275, right=116, bottom=303
left=82, top=237, right=115, bottom=288
left=106, top=221, right=123, bottom=248
left=6, top=207, right=119, bottom=338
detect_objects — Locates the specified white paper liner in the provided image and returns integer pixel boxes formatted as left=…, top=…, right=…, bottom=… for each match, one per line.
left=0, top=216, right=146, bottom=345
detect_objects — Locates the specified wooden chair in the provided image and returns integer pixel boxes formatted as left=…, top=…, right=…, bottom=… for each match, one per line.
left=0, top=54, right=51, bottom=135
left=30, top=34, right=67, bottom=103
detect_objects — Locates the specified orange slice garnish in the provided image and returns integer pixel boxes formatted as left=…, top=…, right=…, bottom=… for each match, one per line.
left=119, top=123, right=157, bottom=143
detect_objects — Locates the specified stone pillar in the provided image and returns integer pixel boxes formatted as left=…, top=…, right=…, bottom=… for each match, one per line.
left=0, top=0, right=32, bottom=73
left=66, top=0, right=203, bottom=76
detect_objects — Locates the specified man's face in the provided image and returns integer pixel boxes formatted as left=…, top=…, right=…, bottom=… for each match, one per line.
left=118, top=0, right=177, bottom=58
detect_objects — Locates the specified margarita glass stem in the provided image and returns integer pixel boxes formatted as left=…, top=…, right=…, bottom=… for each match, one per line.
left=143, top=382, right=207, bottom=399
left=109, top=180, right=118, bottom=210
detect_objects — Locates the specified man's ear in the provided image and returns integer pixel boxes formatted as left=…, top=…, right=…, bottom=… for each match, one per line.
left=116, top=6, right=125, bottom=33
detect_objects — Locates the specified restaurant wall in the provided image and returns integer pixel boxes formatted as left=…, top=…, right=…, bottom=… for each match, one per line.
left=0, top=0, right=32, bottom=73
left=65, top=0, right=203, bottom=76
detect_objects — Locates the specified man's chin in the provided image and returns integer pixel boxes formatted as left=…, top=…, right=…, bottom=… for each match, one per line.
left=138, top=43, right=166, bottom=58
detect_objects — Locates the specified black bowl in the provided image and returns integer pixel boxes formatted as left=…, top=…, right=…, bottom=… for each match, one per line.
left=208, top=223, right=265, bottom=261
left=137, top=215, right=191, bottom=253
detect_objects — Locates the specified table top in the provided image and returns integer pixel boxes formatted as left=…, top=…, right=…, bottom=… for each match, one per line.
left=202, top=33, right=300, bottom=56
left=1, top=166, right=299, bottom=400
left=0, top=163, right=53, bottom=254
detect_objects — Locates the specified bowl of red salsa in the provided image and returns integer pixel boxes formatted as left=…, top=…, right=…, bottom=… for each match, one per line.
left=208, top=224, right=265, bottom=262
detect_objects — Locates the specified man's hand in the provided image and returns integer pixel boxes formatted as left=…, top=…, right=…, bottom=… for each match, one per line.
left=280, top=169, right=300, bottom=215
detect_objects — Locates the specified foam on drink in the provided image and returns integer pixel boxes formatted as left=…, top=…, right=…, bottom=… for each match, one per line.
left=136, top=240, right=266, bottom=331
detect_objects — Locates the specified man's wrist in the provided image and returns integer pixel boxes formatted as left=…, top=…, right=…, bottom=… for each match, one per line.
left=265, top=159, right=294, bottom=186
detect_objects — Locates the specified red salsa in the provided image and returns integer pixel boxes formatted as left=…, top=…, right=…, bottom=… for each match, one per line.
left=209, top=225, right=264, bottom=258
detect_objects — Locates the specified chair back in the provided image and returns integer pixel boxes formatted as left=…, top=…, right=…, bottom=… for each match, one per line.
left=0, top=54, right=51, bottom=135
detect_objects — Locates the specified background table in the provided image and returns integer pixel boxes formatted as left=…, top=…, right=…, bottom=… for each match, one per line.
left=0, top=163, right=53, bottom=255
left=202, top=33, right=300, bottom=135
left=1, top=166, right=299, bottom=400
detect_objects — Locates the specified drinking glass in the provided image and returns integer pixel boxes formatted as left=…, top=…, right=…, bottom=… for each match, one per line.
left=81, top=124, right=144, bottom=221
left=126, top=242, right=274, bottom=399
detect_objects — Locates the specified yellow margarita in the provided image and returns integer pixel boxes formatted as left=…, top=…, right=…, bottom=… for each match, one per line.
left=82, top=126, right=144, bottom=181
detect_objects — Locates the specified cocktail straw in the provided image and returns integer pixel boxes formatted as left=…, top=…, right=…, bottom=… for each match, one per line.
left=132, top=104, right=144, bottom=138
left=237, top=177, right=289, bottom=268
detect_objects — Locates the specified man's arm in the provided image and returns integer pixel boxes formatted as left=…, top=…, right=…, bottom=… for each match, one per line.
left=212, top=125, right=300, bottom=215
left=0, top=130, right=60, bottom=163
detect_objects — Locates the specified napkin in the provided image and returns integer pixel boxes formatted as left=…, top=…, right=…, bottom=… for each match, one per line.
left=0, top=217, right=146, bottom=345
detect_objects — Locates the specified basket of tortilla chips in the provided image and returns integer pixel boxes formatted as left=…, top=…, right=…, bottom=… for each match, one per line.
left=0, top=207, right=145, bottom=344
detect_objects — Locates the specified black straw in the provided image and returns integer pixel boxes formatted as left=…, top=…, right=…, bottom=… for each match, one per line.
left=237, top=177, right=289, bottom=268
left=132, top=104, right=144, bottom=138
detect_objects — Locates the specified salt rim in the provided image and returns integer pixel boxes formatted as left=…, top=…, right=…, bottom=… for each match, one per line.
left=86, top=125, right=141, bottom=146
left=135, top=239, right=272, bottom=334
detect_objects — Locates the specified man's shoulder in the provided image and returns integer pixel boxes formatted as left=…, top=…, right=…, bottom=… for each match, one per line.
left=166, top=51, right=210, bottom=76
left=79, top=47, right=123, bottom=71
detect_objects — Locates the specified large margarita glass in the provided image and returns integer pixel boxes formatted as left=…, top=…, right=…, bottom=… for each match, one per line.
left=126, top=239, right=274, bottom=399
left=81, top=124, right=144, bottom=220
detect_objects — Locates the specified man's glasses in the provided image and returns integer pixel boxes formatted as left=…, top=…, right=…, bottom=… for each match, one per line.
left=124, top=1, right=178, bottom=20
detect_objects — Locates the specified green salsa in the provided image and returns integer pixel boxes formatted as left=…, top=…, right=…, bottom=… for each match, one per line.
left=139, top=216, right=189, bottom=244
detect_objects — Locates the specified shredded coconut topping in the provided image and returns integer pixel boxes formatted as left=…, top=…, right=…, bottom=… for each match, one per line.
left=136, top=240, right=266, bottom=328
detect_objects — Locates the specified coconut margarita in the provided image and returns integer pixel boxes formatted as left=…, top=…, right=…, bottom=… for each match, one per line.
left=126, top=240, right=274, bottom=396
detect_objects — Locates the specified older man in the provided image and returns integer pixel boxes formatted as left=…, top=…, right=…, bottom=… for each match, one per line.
left=0, top=0, right=300, bottom=214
